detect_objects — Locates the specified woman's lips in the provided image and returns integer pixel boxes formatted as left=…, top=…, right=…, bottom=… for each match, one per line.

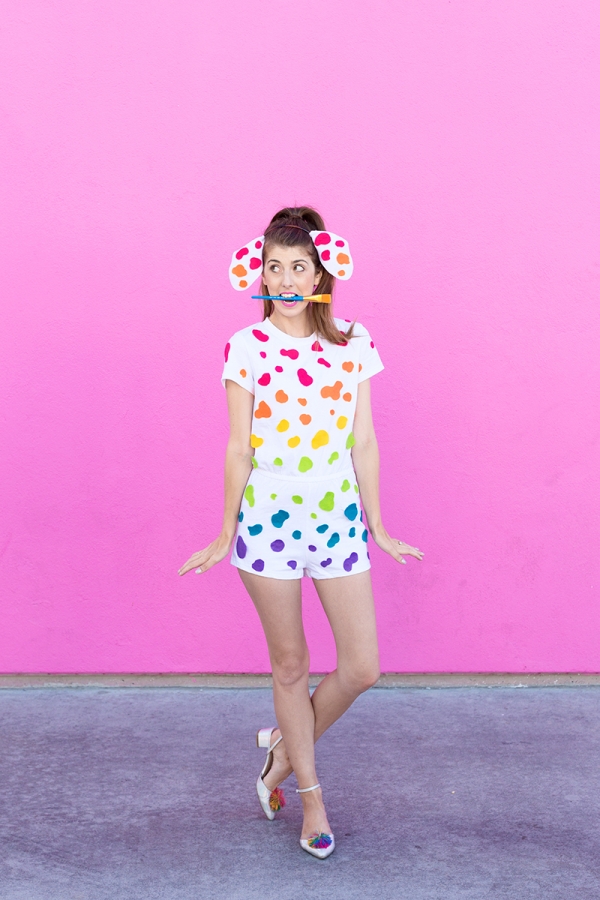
left=280, top=294, right=301, bottom=307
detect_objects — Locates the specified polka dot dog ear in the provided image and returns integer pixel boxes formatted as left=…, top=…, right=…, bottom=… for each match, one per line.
left=309, top=231, right=354, bottom=280
left=229, top=235, right=265, bottom=290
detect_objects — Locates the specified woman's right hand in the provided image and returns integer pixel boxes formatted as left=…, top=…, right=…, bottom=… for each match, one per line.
left=178, top=533, right=234, bottom=576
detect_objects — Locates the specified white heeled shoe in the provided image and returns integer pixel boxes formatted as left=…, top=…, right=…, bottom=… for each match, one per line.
left=297, top=783, right=335, bottom=859
left=256, top=727, right=286, bottom=820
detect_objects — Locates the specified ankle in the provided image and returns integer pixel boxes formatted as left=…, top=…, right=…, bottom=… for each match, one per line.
left=271, top=730, right=290, bottom=765
left=300, top=791, right=331, bottom=839
left=298, top=786, right=324, bottom=808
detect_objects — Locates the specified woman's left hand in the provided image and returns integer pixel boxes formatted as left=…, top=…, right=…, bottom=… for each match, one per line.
left=370, top=527, right=424, bottom=565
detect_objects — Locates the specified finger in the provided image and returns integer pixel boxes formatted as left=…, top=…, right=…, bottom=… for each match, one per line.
left=195, top=558, right=211, bottom=574
left=200, top=546, right=232, bottom=572
left=180, top=549, right=214, bottom=574
left=193, top=550, right=212, bottom=567
left=180, top=552, right=202, bottom=569
left=399, top=551, right=423, bottom=562
left=388, top=546, right=406, bottom=565
left=182, top=546, right=215, bottom=571
left=196, top=553, right=218, bottom=574
left=396, top=541, right=424, bottom=560
left=179, top=558, right=200, bottom=575
left=391, top=544, right=423, bottom=564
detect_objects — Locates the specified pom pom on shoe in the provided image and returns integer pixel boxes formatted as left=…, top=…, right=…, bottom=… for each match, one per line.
left=307, top=832, right=333, bottom=849
left=269, top=786, right=286, bottom=811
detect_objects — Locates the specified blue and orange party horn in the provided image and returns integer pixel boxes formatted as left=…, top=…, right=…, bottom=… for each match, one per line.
left=251, top=294, right=332, bottom=303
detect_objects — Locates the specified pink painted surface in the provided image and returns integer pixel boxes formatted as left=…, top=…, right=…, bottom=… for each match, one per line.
left=1, top=2, right=599, bottom=673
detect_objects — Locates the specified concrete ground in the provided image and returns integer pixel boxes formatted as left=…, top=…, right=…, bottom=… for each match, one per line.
left=0, top=687, right=598, bottom=900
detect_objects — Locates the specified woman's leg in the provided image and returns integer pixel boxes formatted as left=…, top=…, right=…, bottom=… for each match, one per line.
left=309, top=568, right=380, bottom=736
left=257, top=569, right=379, bottom=782
left=239, top=569, right=331, bottom=838
left=288, top=569, right=380, bottom=838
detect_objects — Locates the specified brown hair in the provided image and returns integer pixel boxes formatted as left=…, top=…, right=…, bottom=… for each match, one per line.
left=261, top=206, right=355, bottom=346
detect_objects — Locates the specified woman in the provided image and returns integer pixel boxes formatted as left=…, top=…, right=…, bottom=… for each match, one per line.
left=179, top=206, right=423, bottom=858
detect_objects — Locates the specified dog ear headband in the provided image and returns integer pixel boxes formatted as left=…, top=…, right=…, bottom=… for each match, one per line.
left=229, top=228, right=354, bottom=291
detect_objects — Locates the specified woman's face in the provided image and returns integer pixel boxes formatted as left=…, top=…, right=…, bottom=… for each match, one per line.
left=262, top=243, right=321, bottom=319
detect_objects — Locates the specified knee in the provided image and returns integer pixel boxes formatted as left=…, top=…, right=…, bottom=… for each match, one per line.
left=271, top=649, right=310, bottom=687
left=339, top=660, right=380, bottom=695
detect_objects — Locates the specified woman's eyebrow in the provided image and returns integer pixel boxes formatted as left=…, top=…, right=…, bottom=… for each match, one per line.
left=266, top=257, right=308, bottom=264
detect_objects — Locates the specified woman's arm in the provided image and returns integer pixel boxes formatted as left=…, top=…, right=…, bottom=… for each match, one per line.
left=178, top=379, right=254, bottom=576
left=351, top=379, right=424, bottom=565
left=221, top=379, right=255, bottom=543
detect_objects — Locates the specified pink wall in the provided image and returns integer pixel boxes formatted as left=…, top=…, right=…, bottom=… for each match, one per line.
left=1, top=2, right=599, bottom=673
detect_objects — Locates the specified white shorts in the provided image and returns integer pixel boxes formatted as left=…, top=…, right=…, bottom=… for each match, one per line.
left=231, top=467, right=371, bottom=580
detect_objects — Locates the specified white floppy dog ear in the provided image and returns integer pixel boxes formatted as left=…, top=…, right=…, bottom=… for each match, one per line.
left=309, top=231, right=353, bottom=280
left=229, top=235, right=265, bottom=290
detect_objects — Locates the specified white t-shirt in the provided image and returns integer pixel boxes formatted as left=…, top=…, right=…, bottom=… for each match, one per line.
left=222, top=316, right=384, bottom=479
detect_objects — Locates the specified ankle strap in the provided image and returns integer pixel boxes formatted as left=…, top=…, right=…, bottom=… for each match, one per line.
left=296, top=783, right=321, bottom=793
left=268, top=735, right=283, bottom=753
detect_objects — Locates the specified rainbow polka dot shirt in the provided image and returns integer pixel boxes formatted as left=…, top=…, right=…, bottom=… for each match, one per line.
left=222, top=317, right=384, bottom=478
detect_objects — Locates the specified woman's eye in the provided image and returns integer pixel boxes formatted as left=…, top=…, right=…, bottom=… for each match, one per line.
left=294, top=265, right=305, bottom=272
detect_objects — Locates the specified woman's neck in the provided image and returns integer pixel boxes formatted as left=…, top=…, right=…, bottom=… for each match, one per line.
left=269, top=308, right=313, bottom=338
